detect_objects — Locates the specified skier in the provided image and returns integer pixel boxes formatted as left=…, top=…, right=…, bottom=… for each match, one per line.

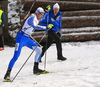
left=4, top=7, right=48, bottom=82
left=40, top=3, right=67, bottom=62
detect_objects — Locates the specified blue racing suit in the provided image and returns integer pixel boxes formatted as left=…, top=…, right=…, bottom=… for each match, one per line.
left=8, top=14, right=46, bottom=69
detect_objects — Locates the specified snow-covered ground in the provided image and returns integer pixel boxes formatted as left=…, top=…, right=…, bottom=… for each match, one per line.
left=0, top=41, right=100, bottom=87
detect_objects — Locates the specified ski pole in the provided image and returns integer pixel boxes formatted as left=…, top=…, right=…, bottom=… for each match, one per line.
left=24, top=0, right=36, bottom=20
left=12, top=33, right=46, bottom=82
left=44, top=12, right=49, bottom=70
left=30, top=35, right=42, bottom=47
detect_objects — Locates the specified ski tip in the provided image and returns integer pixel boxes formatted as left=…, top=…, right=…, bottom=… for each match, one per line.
left=3, top=79, right=12, bottom=82
left=51, top=71, right=54, bottom=73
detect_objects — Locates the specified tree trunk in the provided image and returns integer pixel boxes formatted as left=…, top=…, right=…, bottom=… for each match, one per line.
left=1, top=0, right=15, bottom=46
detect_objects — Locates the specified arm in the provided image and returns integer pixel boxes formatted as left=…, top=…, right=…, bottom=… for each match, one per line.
left=1, top=12, right=5, bottom=27
left=51, top=14, right=62, bottom=27
left=59, top=14, right=62, bottom=30
left=57, top=29, right=62, bottom=38
left=28, top=16, right=46, bottom=30
left=40, top=13, right=48, bottom=26
left=57, top=14, right=62, bottom=38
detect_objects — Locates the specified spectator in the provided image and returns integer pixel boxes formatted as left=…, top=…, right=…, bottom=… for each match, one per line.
left=40, top=3, right=67, bottom=61
left=0, top=4, right=5, bottom=51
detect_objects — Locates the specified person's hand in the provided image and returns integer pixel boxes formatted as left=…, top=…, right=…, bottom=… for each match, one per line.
left=57, top=29, right=62, bottom=38
left=47, top=24, right=54, bottom=29
left=45, top=5, right=51, bottom=12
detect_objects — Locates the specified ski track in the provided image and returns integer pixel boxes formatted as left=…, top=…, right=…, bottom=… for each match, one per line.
left=0, top=41, right=100, bottom=87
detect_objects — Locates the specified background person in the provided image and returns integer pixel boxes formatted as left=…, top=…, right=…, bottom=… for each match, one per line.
left=0, top=4, right=5, bottom=51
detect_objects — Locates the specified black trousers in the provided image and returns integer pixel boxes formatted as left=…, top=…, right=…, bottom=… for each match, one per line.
left=0, top=27, right=4, bottom=47
left=41, top=30, right=62, bottom=58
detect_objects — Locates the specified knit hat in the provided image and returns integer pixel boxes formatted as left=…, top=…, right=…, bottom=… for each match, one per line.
left=53, top=3, right=60, bottom=9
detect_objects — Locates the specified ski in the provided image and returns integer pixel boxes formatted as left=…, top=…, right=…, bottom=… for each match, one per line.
left=34, top=71, right=54, bottom=75
left=77, top=67, right=89, bottom=70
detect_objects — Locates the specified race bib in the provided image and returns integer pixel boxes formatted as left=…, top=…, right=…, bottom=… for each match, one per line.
left=15, top=43, right=19, bottom=51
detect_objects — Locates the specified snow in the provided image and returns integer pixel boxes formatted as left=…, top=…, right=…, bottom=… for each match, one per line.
left=0, top=41, right=100, bottom=87
left=62, top=27, right=100, bottom=32
left=8, top=0, right=24, bottom=38
left=63, top=32, right=100, bottom=35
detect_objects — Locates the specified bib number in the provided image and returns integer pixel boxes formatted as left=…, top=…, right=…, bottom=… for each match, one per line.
left=15, top=43, right=19, bottom=51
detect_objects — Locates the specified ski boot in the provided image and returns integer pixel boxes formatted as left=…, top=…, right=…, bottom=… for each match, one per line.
left=39, top=59, right=42, bottom=63
left=58, top=56, right=67, bottom=61
left=4, top=69, right=12, bottom=82
left=33, top=62, right=49, bottom=75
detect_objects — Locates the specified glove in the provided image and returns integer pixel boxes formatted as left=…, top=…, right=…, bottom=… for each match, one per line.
left=47, top=24, right=54, bottom=29
left=57, top=30, right=62, bottom=38
left=45, top=5, right=51, bottom=12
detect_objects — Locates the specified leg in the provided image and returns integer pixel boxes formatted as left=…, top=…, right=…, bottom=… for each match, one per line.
left=25, top=38, right=48, bottom=74
left=0, top=35, right=3, bottom=47
left=48, top=30, right=66, bottom=60
left=4, top=42, right=24, bottom=81
left=48, top=30, right=62, bottom=58
left=39, top=35, right=53, bottom=62
left=25, top=38, right=42, bottom=62
left=41, top=35, right=53, bottom=57
left=0, top=27, right=4, bottom=49
left=8, top=33, right=27, bottom=69
left=32, top=46, right=47, bottom=74
left=4, top=34, right=24, bottom=81
left=32, top=46, right=42, bottom=63
left=8, top=42, right=23, bottom=69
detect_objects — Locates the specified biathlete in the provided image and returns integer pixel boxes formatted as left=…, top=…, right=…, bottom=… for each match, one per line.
left=4, top=7, right=48, bottom=82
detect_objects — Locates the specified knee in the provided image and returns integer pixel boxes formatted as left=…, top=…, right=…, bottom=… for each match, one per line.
left=56, top=37, right=61, bottom=43
left=12, top=51, right=20, bottom=61
left=36, top=47, right=42, bottom=55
